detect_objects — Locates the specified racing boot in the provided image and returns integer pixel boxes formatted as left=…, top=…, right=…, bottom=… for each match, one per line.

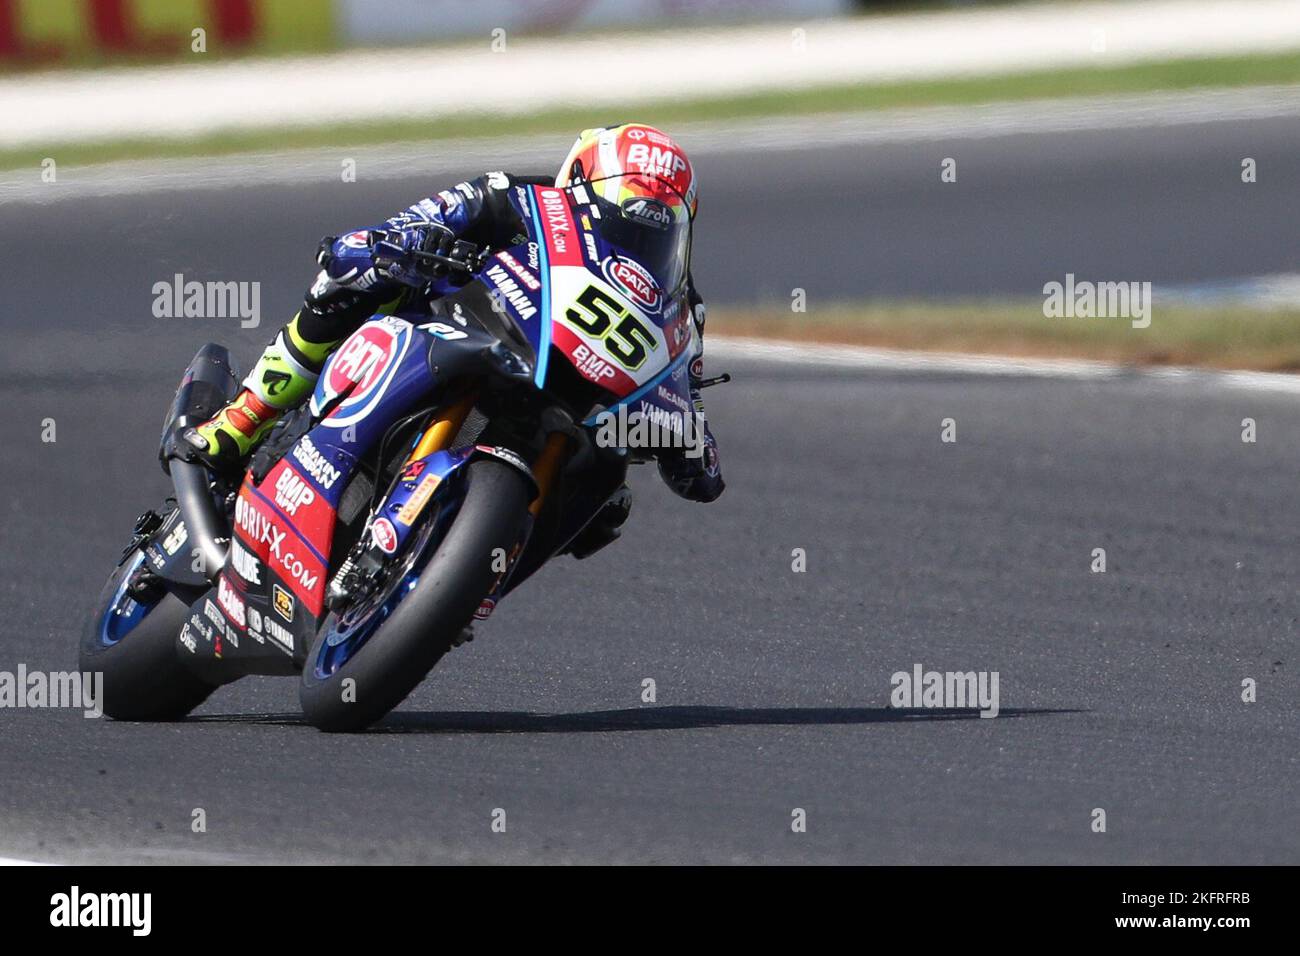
left=183, top=313, right=339, bottom=472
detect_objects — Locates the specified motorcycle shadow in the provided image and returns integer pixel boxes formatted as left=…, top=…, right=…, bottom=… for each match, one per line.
left=194, top=705, right=1082, bottom=734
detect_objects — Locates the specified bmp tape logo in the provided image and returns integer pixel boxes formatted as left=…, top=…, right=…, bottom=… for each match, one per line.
left=50, top=886, right=151, bottom=936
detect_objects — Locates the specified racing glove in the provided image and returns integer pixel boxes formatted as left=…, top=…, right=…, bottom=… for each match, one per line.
left=656, top=296, right=725, bottom=502
left=657, top=430, right=724, bottom=502
left=370, top=223, right=486, bottom=286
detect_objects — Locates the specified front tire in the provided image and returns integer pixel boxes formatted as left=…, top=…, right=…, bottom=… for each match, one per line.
left=79, top=554, right=217, bottom=720
left=299, top=459, right=531, bottom=732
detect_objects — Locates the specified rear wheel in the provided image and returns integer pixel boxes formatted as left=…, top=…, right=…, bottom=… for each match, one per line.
left=79, top=550, right=216, bottom=720
left=299, top=459, right=531, bottom=732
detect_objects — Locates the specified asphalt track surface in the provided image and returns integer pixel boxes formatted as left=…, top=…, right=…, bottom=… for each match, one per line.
left=0, top=113, right=1297, bottom=863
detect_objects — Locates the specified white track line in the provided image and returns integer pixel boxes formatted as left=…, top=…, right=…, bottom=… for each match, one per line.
left=4, top=0, right=1300, bottom=149
left=709, top=335, right=1300, bottom=394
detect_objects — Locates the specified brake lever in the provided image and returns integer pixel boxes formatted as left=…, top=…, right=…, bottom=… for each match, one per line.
left=407, top=249, right=476, bottom=275
left=698, top=373, right=731, bottom=389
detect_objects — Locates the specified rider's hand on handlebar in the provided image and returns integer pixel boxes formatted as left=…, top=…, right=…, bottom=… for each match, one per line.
left=370, top=224, right=484, bottom=286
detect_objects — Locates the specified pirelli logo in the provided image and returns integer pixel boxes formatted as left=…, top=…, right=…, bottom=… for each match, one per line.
left=397, top=473, right=440, bottom=525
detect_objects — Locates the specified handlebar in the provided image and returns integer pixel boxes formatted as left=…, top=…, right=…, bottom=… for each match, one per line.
left=371, top=242, right=488, bottom=284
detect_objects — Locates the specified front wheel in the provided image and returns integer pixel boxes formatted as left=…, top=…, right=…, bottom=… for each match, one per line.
left=299, top=459, right=532, bottom=732
left=79, top=549, right=217, bottom=720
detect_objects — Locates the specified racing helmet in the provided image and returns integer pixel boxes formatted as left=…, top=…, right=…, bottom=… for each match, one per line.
left=556, top=123, right=697, bottom=291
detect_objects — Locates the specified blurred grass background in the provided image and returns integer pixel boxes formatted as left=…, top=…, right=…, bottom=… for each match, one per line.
left=6, top=48, right=1300, bottom=170
left=709, top=302, right=1300, bottom=371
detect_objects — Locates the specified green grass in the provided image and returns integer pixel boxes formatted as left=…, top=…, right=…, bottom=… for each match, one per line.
left=708, top=300, right=1300, bottom=372
left=5, top=49, right=1300, bottom=172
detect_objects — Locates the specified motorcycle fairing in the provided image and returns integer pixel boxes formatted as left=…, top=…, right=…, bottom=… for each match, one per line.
left=205, top=326, right=441, bottom=666
left=176, top=469, right=333, bottom=680
left=193, top=307, right=529, bottom=671
left=232, top=473, right=331, bottom=617
left=179, top=579, right=299, bottom=681
left=139, top=508, right=208, bottom=593
left=519, top=184, right=681, bottom=401
left=581, top=343, right=694, bottom=428
left=308, top=315, right=430, bottom=451
left=172, top=185, right=697, bottom=679
left=477, top=244, right=545, bottom=359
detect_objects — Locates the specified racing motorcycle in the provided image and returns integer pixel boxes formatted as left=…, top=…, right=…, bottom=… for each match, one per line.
left=80, top=175, right=723, bottom=731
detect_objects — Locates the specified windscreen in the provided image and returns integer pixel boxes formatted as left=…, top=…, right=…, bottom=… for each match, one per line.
left=569, top=173, right=693, bottom=297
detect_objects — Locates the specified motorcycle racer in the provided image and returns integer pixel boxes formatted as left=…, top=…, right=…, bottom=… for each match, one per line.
left=182, top=123, right=724, bottom=506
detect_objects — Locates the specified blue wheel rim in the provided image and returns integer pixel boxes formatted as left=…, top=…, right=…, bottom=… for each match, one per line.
left=311, top=493, right=461, bottom=680
left=97, top=551, right=160, bottom=647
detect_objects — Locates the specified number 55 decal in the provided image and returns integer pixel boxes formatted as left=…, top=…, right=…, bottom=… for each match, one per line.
left=564, top=285, right=659, bottom=370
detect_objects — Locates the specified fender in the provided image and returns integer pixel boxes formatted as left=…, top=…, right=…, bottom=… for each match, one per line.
left=469, top=444, right=538, bottom=496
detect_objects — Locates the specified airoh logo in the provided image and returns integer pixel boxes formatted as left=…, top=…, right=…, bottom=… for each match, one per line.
left=621, top=197, right=672, bottom=230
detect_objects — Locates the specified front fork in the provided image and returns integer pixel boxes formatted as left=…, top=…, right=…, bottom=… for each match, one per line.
left=402, top=394, right=569, bottom=516
left=528, top=431, right=569, bottom=516
left=408, top=392, right=476, bottom=461
left=397, top=398, right=571, bottom=622
left=324, top=391, right=572, bottom=616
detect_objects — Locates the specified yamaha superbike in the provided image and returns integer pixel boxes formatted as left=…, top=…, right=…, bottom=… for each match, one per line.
left=81, top=175, right=714, bottom=731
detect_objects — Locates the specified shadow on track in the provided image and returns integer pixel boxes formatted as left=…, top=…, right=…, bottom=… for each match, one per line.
left=191, top=705, right=1082, bottom=734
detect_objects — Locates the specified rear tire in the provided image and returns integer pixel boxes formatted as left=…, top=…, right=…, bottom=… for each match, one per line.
left=299, top=459, right=531, bottom=732
left=79, top=559, right=217, bottom=721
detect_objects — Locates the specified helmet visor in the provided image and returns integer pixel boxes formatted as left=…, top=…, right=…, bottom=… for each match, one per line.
left=570, top=173, right=692, bottom=297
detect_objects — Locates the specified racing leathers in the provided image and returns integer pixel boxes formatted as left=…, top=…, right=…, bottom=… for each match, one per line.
left=184, top=172, right=724, bottom=503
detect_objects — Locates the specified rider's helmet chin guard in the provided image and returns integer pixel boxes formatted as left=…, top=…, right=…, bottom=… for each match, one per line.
left=556, top=123, right=698, bottom=293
